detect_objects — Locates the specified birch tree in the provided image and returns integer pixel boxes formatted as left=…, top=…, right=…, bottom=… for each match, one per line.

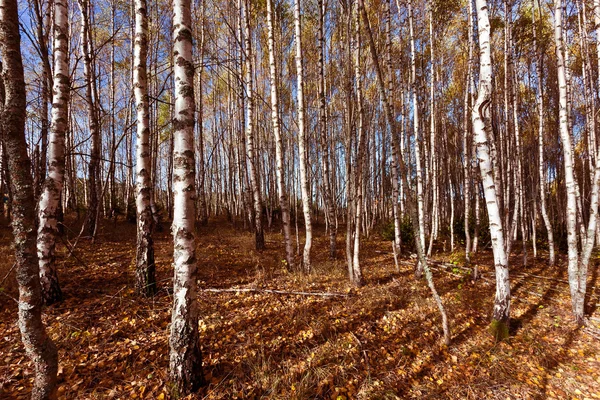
left=533, top=0, right=555, bottom=266
left=77, top=0, right=101, bottom=238
left=134, top=0, right=156, bottom=296
left=360, top=0, right=449, bottom=345
left=0, top=0, right=58, bottom=396
left=266, top=0, right=294, bottom=270
left=318, top=0, right=337, bottom=259
left=555, top=0, right=600, bottom=325
left=408, top=0, right=426, bottom=275
left=169, top=0, right=203, bottom=392
left=472, top=0, right=511, bottom=340
left=294, top=0, right=313, bottom=272
left=37, top=0, right=70, bottom=305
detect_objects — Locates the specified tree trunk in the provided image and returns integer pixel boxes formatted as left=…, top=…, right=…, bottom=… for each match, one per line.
left=351, top=0, right=365, bottom=287
left=294, top=0, right=312, bottom=272
left=37, top=0, right=70, bottom=306
left=266, top=0, right=294, bottom=271
left=0, top=0, right=59, bottom=396
left=361, top=0, right=449, bottom=345
left=473, top=0, right=511, bottom=340
left=408, top=0, right=426, bottom=277
left=243, top=0, right=265, bottom=251
left=169, top=0, right=204, bottom=393
left=77, top=0, right=101, bottom=239
left=319, top=0, right=336, bottom=260
left=133, top=0, right=156, bottom=296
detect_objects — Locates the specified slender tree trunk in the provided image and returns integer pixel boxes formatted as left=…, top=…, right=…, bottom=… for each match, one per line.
left=169, top=0, right=203, bottom=393
left=31, top=0, right=52, bottom=201
left=384, top=0, right=401, bottom=262
left=351, top=0, right=365, bottom=286
left=133, top=0, right=156, bottom=296
left=294, top=0, right=312, bottom=272
left=243, top=0, right=265, bottom=251
left=473, top=0, right=511, bottom=340
left=427, top=4, right=438, bottom=257
left=0, top=0, right=58, bottom=396
left=408, top=0, right=426, bottom=276
left=195, top=1, right=208, bottom=226
left=319, top=0, right=336, bottom=259
left=463, top=36, right=472, bottom=265
left=361, top=0, right=449, bottom=345
left=555, top=0, right=599, bottom=325
left=266, top=0, right=294, bottom=271
left=37, top=0, right=70, bottom=306
left=77, top=0, right=101, bottom=238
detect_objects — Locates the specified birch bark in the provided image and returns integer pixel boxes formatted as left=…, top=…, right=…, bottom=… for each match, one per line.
left=134, top=0, right=156, bottom=296
left=170, top=0, right=203, bottom=392
left=37, top=0, right=70, bottom=305
left=473, top=0, right=511, bottom=339
left=294, top=0, right=313, bottom=272
left=266, top=0, right=294, bottom=270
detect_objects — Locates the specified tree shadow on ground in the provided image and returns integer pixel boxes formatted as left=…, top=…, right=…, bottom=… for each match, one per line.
left=509, top=266, right=563, bottom=336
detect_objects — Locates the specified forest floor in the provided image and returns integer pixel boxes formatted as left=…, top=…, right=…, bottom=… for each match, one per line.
left=1, top=217, right=600, bottom=399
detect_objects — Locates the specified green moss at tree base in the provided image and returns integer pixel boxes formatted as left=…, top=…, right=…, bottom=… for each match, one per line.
left=490, top=319, right=509, bottom=341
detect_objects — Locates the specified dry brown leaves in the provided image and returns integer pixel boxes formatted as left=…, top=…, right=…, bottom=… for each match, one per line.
left=0, top=219, right=599, bottom=399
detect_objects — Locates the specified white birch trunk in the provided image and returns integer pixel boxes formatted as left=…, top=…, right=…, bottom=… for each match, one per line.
left=533, top=0, right=555, bottom=266
left=243, top=0, right=265, bottom=251
left=319, top=0, right=337, bottom=260
left=170, top=0, right=203, bottom=392
left=133, top=0, right=156, bottom=296
left=361, top=0, right=449, bottom=345
left=473, top=0, right=511, bottom=339
left=294, top=0, right=312, bottom=272
left=555, top=0, right=585, bottom=325
left=408, top=0, right=426, bottom=275
left=266, top=0, right=294, bottom=271
left=351, top=0, right=365, bottom=286
left=37, top=0, right=70, bottom=305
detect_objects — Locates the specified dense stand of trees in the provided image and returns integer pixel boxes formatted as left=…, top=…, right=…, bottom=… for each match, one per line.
left=2, top=0, right=600, bottom=396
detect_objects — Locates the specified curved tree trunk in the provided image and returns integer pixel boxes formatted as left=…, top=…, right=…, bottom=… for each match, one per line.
left=0, top=0, right=58, bottom=396
left=408, top=0, right=426, bottom=276
left=360, top=0, right=449, bottom=345
left=473, top=0, right=511, bottom=340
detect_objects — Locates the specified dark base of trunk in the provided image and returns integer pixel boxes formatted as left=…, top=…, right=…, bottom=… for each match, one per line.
left=255, top=229, right=265, bottom=251
left=169, top=345, right=205, bottom=396
left=352, top=276, right=364, bottom=287
left=329, top=235, right=336, bottom=259
left=490, top=318, right=510, bottom=341
left=135, top=249, right=156, bottom=297
left=41, top=277, right=63, bottom=306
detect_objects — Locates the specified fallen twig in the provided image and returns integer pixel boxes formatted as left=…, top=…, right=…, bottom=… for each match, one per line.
left=201, top=287, right=349, bottom=298
left=0, top=262, right=16, bottom=288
